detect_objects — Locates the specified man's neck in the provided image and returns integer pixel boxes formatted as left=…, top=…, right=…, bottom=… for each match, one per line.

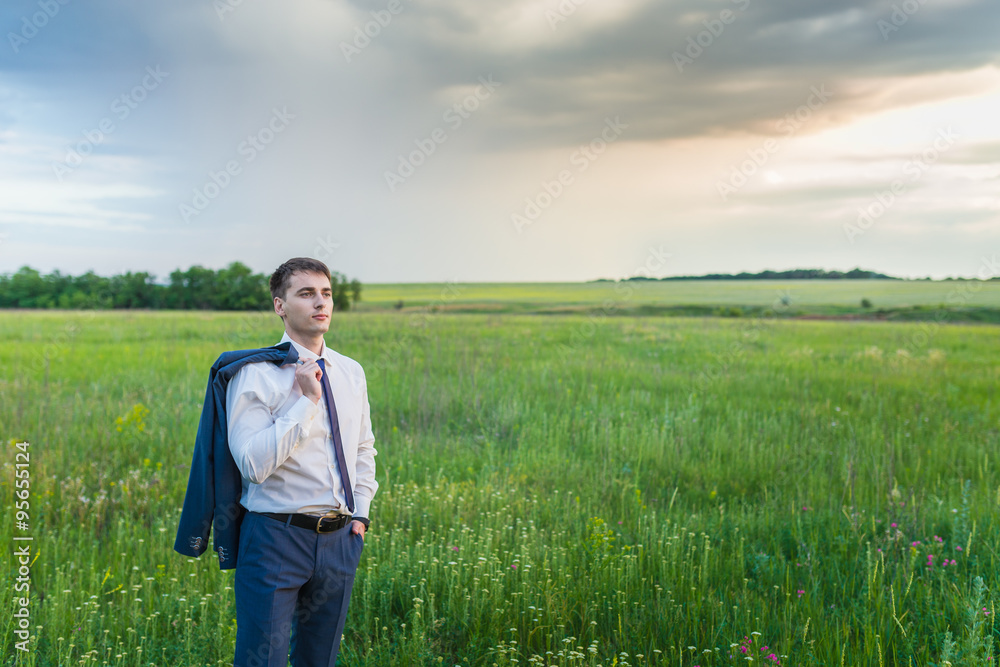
left=285, top=330, right=325, bottom=357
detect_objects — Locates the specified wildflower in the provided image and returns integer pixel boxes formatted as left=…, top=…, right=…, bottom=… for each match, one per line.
left=956, top=546, right=963, bottom=551
left=890, top=523, right=897, bottom=528
left=796, top=590, right=804, bottom=598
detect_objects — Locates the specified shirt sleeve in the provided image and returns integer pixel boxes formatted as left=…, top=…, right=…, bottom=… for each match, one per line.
left=351, top=368, right=379, bottom=518
left=226, top=363, right=321, bottom=485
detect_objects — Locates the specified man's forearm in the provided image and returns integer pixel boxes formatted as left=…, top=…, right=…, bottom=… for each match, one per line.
left=230, top=394, right=319, bottom=484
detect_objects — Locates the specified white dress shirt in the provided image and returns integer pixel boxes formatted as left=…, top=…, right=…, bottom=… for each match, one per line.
left=226, top=332, right=378, bottom=518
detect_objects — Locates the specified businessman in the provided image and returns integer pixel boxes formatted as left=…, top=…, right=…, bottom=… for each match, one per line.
left=227, top=257, right=378, bottom=667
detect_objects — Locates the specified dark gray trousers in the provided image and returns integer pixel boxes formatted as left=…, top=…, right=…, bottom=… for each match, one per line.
left=233, top=511, right=364, bottom=667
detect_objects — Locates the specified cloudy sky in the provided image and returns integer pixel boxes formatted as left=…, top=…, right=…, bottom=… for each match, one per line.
left=1, top=0, right=998, bottom=282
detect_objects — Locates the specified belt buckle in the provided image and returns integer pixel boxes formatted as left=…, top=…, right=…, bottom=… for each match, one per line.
left=316, top=516, right=341, bottom=533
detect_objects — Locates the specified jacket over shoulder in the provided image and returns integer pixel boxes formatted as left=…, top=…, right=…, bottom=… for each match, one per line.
left=173, top=342, right=299, bottom=569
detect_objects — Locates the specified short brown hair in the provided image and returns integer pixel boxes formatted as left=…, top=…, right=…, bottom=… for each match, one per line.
left=269, top=257, right=332, bottom=300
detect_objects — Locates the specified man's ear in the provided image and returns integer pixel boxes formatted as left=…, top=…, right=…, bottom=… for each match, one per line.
left=273, top=296, right=284, bottom=318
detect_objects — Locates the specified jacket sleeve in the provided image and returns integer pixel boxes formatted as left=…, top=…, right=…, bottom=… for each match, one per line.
left=226, top=363, right=321, bottom=484
left=173, top=370, right=218, bottom=558
left=351, top=368, right=379, bottom=519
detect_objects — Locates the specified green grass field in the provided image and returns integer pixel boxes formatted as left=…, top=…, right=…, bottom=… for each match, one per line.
left=2, top=309, right=998, bottom=666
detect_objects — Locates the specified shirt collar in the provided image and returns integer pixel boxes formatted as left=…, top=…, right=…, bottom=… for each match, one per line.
left=278, top=331, right=331, bottom=364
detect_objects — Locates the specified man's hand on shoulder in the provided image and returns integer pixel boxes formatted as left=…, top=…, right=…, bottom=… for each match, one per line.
left=295, top=359, right=323, bottom=404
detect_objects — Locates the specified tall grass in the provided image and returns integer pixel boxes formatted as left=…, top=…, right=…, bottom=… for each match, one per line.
left=1, top=311, right=997, bottom=666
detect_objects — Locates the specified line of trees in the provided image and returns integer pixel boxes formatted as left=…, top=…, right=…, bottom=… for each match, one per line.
left=0, top=262, right=362, bottom=310
left=611, top=268, right=901, bottom=281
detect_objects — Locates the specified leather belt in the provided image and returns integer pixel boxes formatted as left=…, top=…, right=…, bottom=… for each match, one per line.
left=258, top=512, right=352, bottom=533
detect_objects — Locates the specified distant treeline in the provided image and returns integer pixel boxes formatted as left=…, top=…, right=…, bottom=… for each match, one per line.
left=0, top=263, right=362, bottom=310
left=612, top=268, right=902, bottom=281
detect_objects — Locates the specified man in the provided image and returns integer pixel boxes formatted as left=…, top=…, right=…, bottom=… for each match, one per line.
left=177, top=256, right=378, bottom=667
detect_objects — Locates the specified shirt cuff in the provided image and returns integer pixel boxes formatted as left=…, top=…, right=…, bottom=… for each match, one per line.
left=353, top=494, right=373, bottom=519
left=352, top=516, right=370, bottom=529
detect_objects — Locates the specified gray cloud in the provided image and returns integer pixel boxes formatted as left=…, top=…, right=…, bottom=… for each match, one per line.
left=1, top=0, right=997, bottom=280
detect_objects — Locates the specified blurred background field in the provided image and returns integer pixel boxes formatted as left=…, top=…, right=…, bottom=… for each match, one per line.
left=361, top=280, right=1000, bottom=307
left=359, top=280, right=1000, bottom=321
left=1, top=309, right=998, bottom=666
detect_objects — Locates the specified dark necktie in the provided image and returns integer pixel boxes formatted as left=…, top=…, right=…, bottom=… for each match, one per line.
left=317, top=358, right=355, bottom=514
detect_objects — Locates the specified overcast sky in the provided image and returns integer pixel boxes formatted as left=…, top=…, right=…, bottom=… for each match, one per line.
left=1, top=0, right=998, bottom=282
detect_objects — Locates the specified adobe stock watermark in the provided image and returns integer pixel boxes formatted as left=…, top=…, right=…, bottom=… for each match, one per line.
left=876, top=0, right=927, bottom=40
left=178, top=107, right=295, bottom=223
left=340, top=0, right=411, bottom=62
left=213, top=0, right=246, bottom=21
left=511, top=116, right=628, bottom=233
left=546, top=0, right=588, bottom=30
left=556, top=245, right=671, bottom=357
left=696, top=289, right=794, bottom=387
left=383, top=75, right=501, bottom=192
left=843, top=126, right=959, bottom=244
left=368, top=280, right=463, bottom=376
left=897, top=254, right=1000, bottom=358
left=7, top=0, right=71, bottom=54
left=12, top=439, right=34, bottom=653
left=672, top=0, right=750, bottom=73
left=716, top=84, right=833, bottom=202
left=51, top=65, right=169, bottom=182
left=313, top=234, right=342, bottom=264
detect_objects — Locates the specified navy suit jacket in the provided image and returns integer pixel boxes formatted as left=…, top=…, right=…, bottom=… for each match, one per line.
left=173, top=342, right=300, bottom=569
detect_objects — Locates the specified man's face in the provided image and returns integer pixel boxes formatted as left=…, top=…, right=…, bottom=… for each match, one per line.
left=274, top=271, right=333, bottom=338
